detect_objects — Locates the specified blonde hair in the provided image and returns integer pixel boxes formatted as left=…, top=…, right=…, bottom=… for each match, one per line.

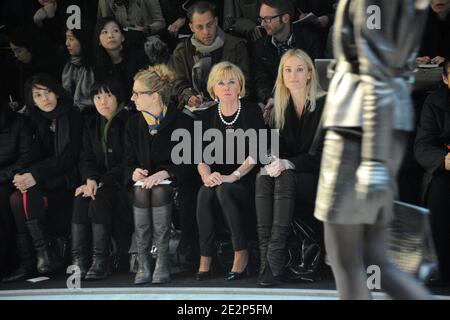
left=207, top=61, right=246, bottom=100
left=133, top=64, right=175, bottom=105
left=271, top=49, right=323, bottom=130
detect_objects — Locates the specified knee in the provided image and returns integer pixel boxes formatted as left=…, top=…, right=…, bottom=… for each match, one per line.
left=274, top=170, right=296, bottom=196
left=9, top=190, right=23, bottom=210
left=215, top=183, right=234, bottom=203
left=255, top=173, right=273, bottom=196
left=133, top=187, right=151, bottom=208
left=151, top=185, right=173, bottom=207
left=197, top=185, right=214, bottom=202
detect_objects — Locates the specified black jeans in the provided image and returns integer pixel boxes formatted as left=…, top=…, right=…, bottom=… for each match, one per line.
left=427, top=172, right=450, bottom=280
left=196, top=182, right=251, bottom=256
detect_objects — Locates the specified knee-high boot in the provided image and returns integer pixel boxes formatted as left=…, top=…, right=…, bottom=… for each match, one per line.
left=71, top=223, right=90, bottom=279
left=256, top=225, right=272, bottom=283
left=152, top=204, right=172, bottom=284
left=2, top=233, right=35, bottom=282
left=25, top=219, right=61, bottom=274
left=133, top=206, right=152, bottom=284
left=259, top=225, right=291, bottom=286
left=85, top=223, right=111, bottom=280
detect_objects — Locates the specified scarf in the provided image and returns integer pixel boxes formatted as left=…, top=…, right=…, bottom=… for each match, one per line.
left=190, top=27, right=225, bottom=54
left=141, top=106, right=168, bottom=135
left=61, top=56, right=95, bottom=111
left=100, top=106, right=124, bottom=153
left=272, top=32, right=295, bottom=57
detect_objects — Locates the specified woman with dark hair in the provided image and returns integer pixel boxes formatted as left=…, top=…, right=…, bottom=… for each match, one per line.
left=2, top=73, right=82, bottom=283
left=125, top=64, right=196, bottom=285
left=0, top=97, right=32, bottom=278
left=93, top=17, right=149, bottom=107
left=62, top=21, right=96, bottom=116
left=255, top=49, right=325, bottom=286
left=8, top=28, right=60, bottom=109
left=415, top=60, right=450, bottom=286
left=71, top=79, right=130, bottom=280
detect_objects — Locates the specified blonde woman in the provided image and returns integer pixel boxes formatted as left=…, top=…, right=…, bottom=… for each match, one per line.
left=125, top=64, right=195, bottom=285
left=196, top=61, right=265, bottom=281
left=255, top=49, right=326, bottom=286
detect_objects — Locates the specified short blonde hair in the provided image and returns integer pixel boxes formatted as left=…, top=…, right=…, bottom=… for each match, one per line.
left=271, top=49, right=323, bottom=130
left=134, top=64, right=175, bottom=105
left=207, top=61, right=246, bottom=100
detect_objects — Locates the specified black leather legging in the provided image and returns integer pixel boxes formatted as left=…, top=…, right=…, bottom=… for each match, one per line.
left=196, top=182, right=250, bottom=257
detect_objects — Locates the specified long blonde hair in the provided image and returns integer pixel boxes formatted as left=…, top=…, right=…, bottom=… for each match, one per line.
left=271, top=49, right=323, bottom=130
left=134, top=64, right=176, bottom=105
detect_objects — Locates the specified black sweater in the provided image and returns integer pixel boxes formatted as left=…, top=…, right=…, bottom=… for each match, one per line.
left=276, top=95, right=326, bottom=174
left=80, top=108, right=130, bottom=187
left=124, top=105, right=196, bottom=188
left=0, top=109, right=32, bottom=184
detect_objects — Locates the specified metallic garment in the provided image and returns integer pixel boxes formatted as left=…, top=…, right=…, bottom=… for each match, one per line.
left=315, top=0, right=429, bottom=224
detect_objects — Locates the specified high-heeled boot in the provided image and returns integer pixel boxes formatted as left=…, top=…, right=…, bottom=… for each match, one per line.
left=151, top=204, right=172, bottom=284
left=133, top=206, right=152, bottom=284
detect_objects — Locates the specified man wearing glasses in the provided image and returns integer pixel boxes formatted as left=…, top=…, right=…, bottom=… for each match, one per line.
left=251, top=0, right=322, bottom=114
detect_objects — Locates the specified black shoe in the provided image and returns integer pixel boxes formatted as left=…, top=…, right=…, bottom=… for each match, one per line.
left=85, top=223, right=111, bottom=281
left=257, top=264, right=282, bottom=287
left=195, top=269, right=213, bottom=281
left=2, top=234, right=35, bottom=283
left=225, top=265, right=250, bottom=281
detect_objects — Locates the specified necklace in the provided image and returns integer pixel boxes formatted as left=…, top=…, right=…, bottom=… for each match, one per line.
left=218, top=101, right=241, bottom=129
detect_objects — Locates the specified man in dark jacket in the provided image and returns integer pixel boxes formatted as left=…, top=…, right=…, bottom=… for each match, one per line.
left=414, top=60, right=450, bottom=285
left=251, top=0, right=323, bottom=108
left=171, top=0, right=253, bottom=109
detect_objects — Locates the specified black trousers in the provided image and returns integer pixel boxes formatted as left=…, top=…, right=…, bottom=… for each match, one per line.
left=427, top=172, right=450, bottom=280
left=0, top=183, right=16, bottom=275
left=196, top=182, right=251, bottom=256
left=9, top=185, right=73, bottom=238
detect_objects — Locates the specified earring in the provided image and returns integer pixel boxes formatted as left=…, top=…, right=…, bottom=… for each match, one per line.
left=214, top=97, right=219, bottom=102
left=238, top=95, right=241, bottom=100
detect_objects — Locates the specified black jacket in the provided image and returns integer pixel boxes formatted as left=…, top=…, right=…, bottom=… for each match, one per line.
left=277, top=95, right=326, bottom=174
left=124, top=105, right=196, bottom=188
left=0, top=108, right=32, bottom=184
left=414, top=86, right=450, bottom=202
left=80, top=108, right=130, bottom=187
left=251, top=23, right=323, bottom=104
left=25, top=102, right=83, bottom=189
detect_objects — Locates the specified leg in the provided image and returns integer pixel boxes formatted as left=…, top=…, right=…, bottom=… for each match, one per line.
left=324, top=222, right=371, bottom=300
left=132, top=187, right=152, bottom=284
left=216, top=183, right=249, bottom=277
left=364, top=222, right=432, bottom=299
left=71, top=195, right=91, bottom=278
left=150, top=185, right=174, bottom=284
left=0, top=184, right=15, bottom=277
left=196, top=186, right=217, bottom=277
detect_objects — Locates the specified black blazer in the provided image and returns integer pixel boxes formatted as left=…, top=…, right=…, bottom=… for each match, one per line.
left=124, top=105, right=196, bottom=188
left=25, top=103, right=83, bottom=189
left=0, top=109, right=32, bottom=184
left=276, top=95, right=326, bottom=174
left=80, top=108, right=130, bottom=187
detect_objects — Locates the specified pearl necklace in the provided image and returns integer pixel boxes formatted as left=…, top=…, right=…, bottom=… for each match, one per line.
left=218, top=101, right=241, bottom=127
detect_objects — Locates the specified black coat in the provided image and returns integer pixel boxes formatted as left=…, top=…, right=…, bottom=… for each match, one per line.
left=251, top=23, right=323, bottom=104
left=277, top=95, right=326, bottom=174
left=0, top=108, right=32, bottom=184
left=80, top=108, right=130, bottom=186
left=124, top=105, right=197, bottom=189
left=414, top=86, right=450, bottom=202
left=25, top=102, right=83, bottom=189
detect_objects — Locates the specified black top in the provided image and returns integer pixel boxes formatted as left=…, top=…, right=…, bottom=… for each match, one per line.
left=80, top=108, right=130, bottom=187
left=419, top=8, right=450, bottom=60
left=24, top=101, right=83, bottom=189
left=0, top=108, right=32, bottom=184
left=276, top=95, right=326, bottom=174
left=124, top=104, right=196, bottom=188
left=199, top=101, right=265, bottom=180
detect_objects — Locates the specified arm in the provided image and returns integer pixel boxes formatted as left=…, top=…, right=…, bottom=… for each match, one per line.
left=170, top=42, right=198, bottom=107
left=80, top=123, right=101, bottom=183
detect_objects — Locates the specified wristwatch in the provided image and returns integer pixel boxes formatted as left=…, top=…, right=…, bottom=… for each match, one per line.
left=233, top=170, right=241, bottom=180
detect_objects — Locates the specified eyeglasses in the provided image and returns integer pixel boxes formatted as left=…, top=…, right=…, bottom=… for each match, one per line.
left=258, top=13, right=284, bottom=24
left=132, top=90, right=153, bottom=97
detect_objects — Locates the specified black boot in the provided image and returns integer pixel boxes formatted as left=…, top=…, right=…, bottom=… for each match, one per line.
left=133, top=207, right=152, bottom=285
left=2, top=234, right=35, bottom=283
left=152, top=204, right=172, bottom=284
left=25, top=219, right=61, bottom=274
left=71, top=223, right=90, bottom=279
left=85, top=223, right=111, bottom=280
left=256, top=225, right=271, bottom=284
left=258, top=225, right=290, bottom=286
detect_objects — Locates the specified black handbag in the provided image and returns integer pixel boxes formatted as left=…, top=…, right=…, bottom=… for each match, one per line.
left=284, top=218, right=323, bottom=282
left=388, top=200, right=438, bottom=281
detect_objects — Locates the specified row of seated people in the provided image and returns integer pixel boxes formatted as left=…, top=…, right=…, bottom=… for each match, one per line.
left=1, top=53, right=449, bottom=287
left=0, top=48, right=325, bottom=287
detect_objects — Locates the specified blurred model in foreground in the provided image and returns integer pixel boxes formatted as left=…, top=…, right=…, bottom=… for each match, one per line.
left=314, top=0, right=433, bottom=299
